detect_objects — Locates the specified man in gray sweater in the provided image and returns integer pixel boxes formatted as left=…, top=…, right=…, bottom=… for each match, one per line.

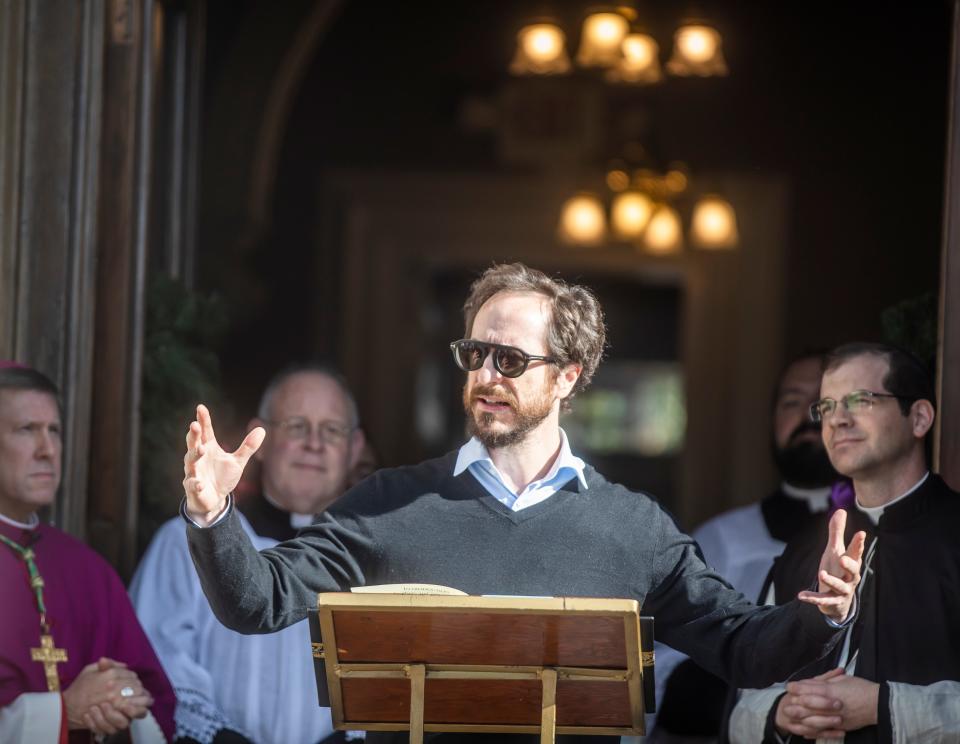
left=180, top=263, right=864, bottom=743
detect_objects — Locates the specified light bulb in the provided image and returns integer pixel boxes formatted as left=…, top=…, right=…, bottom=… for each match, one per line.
left=692, top=196, right=738, bottom=249
left=558, top=194, right=606, bottom=246
left=611, top=191, right=654, bottom=238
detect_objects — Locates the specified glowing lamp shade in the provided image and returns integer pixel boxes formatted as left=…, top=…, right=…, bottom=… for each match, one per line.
left=643, top=204, right=683, bottom=254
left=691, top=195, right=739, bottom=249
left=667, top=24, right=728, bottom=77
left=576, top=12, right=629, bottom=67
left=606, top=34, right=662, bottom=84
left=558, top=194, right=607, bottom=246
left=611, top=191, right=654, bottom=238
left=510, top=24, right=571, bottom=75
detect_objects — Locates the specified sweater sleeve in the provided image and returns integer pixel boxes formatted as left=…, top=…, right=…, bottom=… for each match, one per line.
left=641, top=507, right=842, bottom=689
left=185, top=480, right=379, bottom=634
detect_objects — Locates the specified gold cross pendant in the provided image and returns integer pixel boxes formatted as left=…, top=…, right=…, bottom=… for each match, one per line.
left=30, top=634, right=68, bottom=692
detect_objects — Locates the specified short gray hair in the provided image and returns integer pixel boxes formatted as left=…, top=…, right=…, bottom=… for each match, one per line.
left=256, top=363, right=359, bottom=428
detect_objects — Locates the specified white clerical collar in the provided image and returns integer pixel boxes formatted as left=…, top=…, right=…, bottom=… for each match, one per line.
left=0, top=510, right=40, bottom=530
left=781, top=482, right=832, bottom=512
left=262, top=492, right=316, bottom=528
left=453, top=428, right=589, bottom=490
left=856, top=471, right=930, bottom=525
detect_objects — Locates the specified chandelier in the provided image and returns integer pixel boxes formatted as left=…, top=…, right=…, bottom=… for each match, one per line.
left=510, top=7, right=728, bottom=83
left=557, top=165, right=739, bottom=254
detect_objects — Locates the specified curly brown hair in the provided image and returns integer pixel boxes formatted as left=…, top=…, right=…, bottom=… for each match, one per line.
left=462, top=263, right=606, bottom=408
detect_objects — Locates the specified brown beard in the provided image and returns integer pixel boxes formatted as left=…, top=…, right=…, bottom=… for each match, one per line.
left=463, top=381, right=554, bottom=450
left=772, top=421, right=837, bottom=488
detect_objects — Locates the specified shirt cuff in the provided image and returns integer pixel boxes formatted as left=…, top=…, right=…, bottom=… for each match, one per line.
left=823, top=593, right=858, bottom=628
left=764, top=692, right=789, bottom=743
left=877, top=681, right=891, bottom=744
left=180, top=493, right=234, bottom=528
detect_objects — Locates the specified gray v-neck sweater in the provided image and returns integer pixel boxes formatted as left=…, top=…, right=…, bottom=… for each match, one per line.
left=187, top=451, right=840, bottom=698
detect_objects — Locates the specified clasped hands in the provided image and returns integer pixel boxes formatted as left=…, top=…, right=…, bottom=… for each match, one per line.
left=63, top=657, right=154, bottom=735
left=775, top=668, right=880, bottom=739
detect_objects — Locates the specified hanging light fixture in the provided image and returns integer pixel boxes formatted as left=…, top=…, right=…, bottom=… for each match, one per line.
left=611, top=190, right=655, bottom=238
left=510, top=8, right=727, bottom=83
left=606, top=33, right=662, bottom=84
left=576, top=11, right=630, bottom=68
left=643, top=204, right=684, bottom=254
left=510, top=23, right=571, bottom=75
left=691, top=195, right=739, bottom=248
left=558, top=193, right=607, bottom=246
left=667, top=24, right=728, bottom=77
left=556, top=162, right=737, bottom=255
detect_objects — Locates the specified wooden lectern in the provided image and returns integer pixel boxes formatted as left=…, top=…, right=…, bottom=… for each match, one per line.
left=309, top=593, right=655, bottom=743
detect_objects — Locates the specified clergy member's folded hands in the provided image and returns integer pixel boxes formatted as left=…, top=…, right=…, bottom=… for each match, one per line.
left=776, top=667, right=880, bottom=739
left=797, top=509, right=866, bottom=623
left=775, top=667, right=846, bottom=739
left=63, top=657, right=154, bottom=735
left=183, top=404, right=265, bottom=526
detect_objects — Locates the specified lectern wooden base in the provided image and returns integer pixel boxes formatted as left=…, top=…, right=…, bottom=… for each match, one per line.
left=311, top=593, right=655, bottom=742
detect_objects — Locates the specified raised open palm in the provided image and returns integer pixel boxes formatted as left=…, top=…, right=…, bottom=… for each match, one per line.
left=798, top=508, right=866, bottom=622
left=182, top=404, right=265, bottom=524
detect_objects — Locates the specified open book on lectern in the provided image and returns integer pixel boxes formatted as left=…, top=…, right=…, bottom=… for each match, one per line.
left=350, top=583, right=468, bottom=596
left=309, top=583, right=655, bottom=732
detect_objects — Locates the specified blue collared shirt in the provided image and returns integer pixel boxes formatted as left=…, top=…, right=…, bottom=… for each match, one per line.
left=453, top=429, right=588, bottom=511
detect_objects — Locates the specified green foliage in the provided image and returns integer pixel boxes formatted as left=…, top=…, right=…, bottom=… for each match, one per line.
left=881, top=290, right=938, bottom=372
left=138, top=276, right=230, bottom=554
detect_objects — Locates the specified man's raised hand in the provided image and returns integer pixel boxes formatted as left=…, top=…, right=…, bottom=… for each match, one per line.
left=798, top=509, right=866, bottom=623
left=183, top=404, right=265, bottom=525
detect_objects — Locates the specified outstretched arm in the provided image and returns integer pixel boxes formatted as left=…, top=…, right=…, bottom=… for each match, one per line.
left=183, top=405, right=373, bottom=634
left=798, top=509, right=866, bottom=623
left=182, top=404, right=264, bottom=526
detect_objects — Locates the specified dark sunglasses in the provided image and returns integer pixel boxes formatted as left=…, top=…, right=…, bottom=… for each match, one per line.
left=449, top=339, right=558, bottom=378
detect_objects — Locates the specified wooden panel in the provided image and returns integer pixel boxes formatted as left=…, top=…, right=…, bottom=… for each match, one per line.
left=333, top=611, right=627, bottom=668
left=87, top=0, right=153, bottom=576
left=318, top=594, right=643, bottom=733
left=151, top=0, right=205, bottom=284
left=2, top=1, right=104, bottom=535
left=938, top=0, right=960, bottom=489
left=340, top=678, right=630, bottom=727
left=0, top=0, right=26, bottom=359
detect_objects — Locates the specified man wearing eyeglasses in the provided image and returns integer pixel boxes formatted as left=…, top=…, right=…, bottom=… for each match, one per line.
left=728, top=342, right=960, bottom=743
left=180, top=264, right=865, bottom=744
left=132, top=365, right=365, bottom=744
